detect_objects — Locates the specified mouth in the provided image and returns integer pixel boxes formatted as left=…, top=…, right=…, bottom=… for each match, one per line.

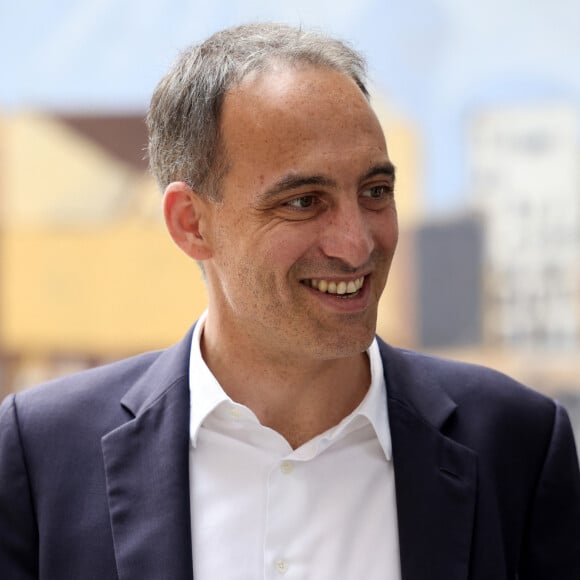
left=301, top=275, right=366, bottom=298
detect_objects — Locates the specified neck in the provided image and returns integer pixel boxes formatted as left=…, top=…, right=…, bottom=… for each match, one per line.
left=201, top=315, right=372, bottom=449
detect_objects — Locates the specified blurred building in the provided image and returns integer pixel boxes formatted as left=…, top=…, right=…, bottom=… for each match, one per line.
left=0, top=111, right=207, bottom=397
left=415, top=214, right=483, bottom=349
left=469, top=104, right=580, bottom=351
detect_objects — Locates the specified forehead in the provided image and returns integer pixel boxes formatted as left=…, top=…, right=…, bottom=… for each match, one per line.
left=219, top=65, right=388, bottom=180
left=232, top=61, right=365, bottom=110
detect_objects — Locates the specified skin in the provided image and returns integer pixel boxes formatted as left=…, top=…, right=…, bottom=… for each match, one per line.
left=164, top=64, right=398, bottom=448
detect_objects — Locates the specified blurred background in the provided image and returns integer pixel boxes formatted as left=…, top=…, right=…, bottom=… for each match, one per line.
left=1, top=0, right=579, bottom=446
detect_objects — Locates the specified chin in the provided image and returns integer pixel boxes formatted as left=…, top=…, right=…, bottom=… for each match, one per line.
left=309, top=330, right=376, bottom=360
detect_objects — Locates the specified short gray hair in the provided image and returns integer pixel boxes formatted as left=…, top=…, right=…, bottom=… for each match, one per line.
left=146, top=22, right=369, bottom=198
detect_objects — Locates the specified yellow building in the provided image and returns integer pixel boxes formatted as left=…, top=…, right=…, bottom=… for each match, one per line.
left=0, top=112, right=207, bottom=394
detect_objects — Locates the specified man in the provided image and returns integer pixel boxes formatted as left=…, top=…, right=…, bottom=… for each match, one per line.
left=0, top=22, right=579, bottom=580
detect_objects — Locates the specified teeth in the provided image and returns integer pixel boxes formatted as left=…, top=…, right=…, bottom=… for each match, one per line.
left=308, top=276, right=365, bottom=295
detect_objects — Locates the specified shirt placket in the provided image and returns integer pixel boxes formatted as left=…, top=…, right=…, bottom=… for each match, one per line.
left=264, top=455, right=306, bottom=579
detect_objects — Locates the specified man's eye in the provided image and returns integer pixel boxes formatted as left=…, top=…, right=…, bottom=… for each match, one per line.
left=361, top=185, right=392, bottom=199
left=285, top=195, right=317, bottom=209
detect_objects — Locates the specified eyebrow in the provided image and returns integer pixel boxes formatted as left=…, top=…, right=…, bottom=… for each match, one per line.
left=259, top=174, right=337, bottom=201
left=258, top=161, right=397, bottom=201
left=365, top=161, right=396, bottom=182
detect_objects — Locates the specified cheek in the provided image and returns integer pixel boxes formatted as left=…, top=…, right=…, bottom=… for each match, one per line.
left=375, top=211, right=399, bottom=251
left=387, top=227, right=399, bottom=254
left=265, top=230, right=315, bottom=273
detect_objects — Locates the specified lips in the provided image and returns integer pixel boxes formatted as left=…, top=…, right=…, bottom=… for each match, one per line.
left=302, top=276, right=365, bottom=296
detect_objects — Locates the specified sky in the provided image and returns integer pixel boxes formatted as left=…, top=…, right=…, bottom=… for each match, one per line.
left=1, top=0, right=579, bottom=211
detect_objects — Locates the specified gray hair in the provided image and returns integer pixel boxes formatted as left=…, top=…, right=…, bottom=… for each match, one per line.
left=146, top=22, right=369, bottom=198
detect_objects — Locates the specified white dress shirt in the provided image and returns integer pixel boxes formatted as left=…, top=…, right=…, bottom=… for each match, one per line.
left=189, top=311, right=401, bottom=579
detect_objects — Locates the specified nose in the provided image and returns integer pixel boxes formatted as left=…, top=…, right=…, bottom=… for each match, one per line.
left=319, top=202, right=374, bottom=269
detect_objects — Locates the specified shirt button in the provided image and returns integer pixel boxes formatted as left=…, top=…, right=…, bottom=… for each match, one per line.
left=275, top=560, right=289, bottom=574
left=229, top=407, right=240, bottom=419
left=280, top=461, right=294, bottom=474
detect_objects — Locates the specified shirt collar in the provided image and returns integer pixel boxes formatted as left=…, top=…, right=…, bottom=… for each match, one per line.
left=356, top=338, right=392, bottom=460
left=188, top=310, right=392, bottom=460
left=188, top=310, right=230, bottom=447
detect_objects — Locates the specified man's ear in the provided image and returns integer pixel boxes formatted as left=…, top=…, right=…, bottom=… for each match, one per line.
left=163, top=181, right=213, bottom=261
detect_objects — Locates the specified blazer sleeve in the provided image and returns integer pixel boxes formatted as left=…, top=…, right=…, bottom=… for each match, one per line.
left=519, top=402, right=580, bottom=580
left=0, top=394, right=39, bottom=579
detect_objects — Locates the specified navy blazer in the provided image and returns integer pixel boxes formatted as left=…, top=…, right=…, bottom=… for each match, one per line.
left=1, top=329, right=579, bottom=579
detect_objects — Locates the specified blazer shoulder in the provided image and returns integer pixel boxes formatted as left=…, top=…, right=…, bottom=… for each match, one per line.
left=378, top=338, right=559, bottom=444
left=1, top=349, right=165, bottom=438
left=17, top=348, right=163, bottom=401
left=380, top=338, right=551, bottom=406
left=3, top=324, right=194, bottom=443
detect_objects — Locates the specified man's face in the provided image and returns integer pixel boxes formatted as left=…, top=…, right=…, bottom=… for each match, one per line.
left=202, top=64, right=398, bottom=362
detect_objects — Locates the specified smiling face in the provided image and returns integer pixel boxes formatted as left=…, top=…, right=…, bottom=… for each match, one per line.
left=200, top=64, right=398, bottom=362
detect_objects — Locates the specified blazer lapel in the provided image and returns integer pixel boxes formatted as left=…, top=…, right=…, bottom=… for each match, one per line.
left=380, top=340, right=477, bottom=580
left=101, top=332, right=194, bottom=580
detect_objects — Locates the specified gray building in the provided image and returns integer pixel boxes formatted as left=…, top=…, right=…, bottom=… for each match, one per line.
left=415, top=214, right=484, bottom=349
